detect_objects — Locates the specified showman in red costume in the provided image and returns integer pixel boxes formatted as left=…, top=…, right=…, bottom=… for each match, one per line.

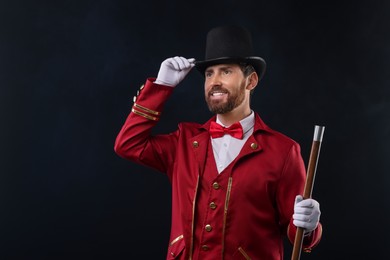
left=115, top=25, right=322, bottom=259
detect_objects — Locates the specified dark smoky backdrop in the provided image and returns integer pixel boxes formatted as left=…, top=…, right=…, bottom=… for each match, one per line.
left=1, top=0, right=389, bottom=259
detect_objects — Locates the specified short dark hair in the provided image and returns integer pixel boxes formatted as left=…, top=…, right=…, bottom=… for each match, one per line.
left=239, top=63, right=256, bottom=95
left=239, top=63, right=256, bottom=77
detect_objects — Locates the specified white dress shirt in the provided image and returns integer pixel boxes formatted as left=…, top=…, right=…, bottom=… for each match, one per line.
left=211, top=111, right=255, bottom=173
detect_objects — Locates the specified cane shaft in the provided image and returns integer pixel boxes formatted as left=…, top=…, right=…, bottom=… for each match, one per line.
left=291, top=126, right=324, bottom=260
left=303, top=140, right=321, bottom=198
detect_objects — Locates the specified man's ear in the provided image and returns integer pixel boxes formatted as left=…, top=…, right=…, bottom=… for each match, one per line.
left=246, top=72, right=259, bottom=91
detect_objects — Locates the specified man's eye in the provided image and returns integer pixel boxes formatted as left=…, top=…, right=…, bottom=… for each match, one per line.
left=205, top=72, right=212, bottom=77
left=223, top=70, right=231, bottom=75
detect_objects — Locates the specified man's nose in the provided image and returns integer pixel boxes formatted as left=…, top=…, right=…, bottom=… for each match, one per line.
left=208, top=74, right=222, bottom=86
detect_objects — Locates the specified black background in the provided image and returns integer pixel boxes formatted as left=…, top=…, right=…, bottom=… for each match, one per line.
left=1, top=0, right=389, bottom=259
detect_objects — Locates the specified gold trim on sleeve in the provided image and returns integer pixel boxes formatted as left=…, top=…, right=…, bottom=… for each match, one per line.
left=238, top=247, right=251, bottom=260
left=170, top=235, right=184, bottom=246
left=134, top=103, right=161, bottom=115
left=131, top=108, right=159, bottom=121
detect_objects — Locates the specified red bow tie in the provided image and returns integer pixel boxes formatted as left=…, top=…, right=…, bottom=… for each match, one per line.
left=209, top=121, right=244, bottom=139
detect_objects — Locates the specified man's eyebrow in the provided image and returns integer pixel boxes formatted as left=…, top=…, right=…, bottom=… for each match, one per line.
left=219, top=65, right=233, bottom=70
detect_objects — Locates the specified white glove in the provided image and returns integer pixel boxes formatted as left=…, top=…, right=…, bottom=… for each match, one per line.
left=154, top=56, right=195, bottom=87
left=293, top=195, right=321, bottom=233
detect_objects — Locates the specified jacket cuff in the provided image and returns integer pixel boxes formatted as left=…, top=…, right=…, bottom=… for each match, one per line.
left=131, top=78, right=174, bottom=121
left=287, top=219, right=323, bottom=253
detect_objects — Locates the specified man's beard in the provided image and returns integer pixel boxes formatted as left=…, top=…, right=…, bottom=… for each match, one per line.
left=205, top=84, right=246, bottom=114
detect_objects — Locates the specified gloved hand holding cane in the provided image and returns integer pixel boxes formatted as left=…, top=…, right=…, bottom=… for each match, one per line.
left=293, top=195, right=321, bottom=234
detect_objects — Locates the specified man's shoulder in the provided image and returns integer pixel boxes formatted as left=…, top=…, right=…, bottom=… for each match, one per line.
left=254, top=114, right=300, bottom=148
left=174, top=119, right=213, bottom=138
left=177, top=121, right=205, bottom=132
left=265, top=127, right=299, bottom=147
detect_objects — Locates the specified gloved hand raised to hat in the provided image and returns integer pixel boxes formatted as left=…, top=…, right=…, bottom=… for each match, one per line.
left=293, top=195, right=321, bottom=234
left=154, top=56, right=196, bottom=87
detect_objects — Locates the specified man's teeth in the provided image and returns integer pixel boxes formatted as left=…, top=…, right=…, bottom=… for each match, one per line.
left=212, top=92, right=225, bottom=96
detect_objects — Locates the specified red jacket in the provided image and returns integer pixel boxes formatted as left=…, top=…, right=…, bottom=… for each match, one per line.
left=114, top=78, right=322, bottom=259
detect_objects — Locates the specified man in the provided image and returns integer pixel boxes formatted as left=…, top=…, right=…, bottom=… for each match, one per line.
left=115, top=25, right=322, bottom=259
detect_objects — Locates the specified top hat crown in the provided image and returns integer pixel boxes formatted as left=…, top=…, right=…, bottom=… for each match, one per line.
left=195, top=25, right=266, bottom=79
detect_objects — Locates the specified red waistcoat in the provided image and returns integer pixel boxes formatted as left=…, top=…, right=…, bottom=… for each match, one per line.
left=114, top=79, right=322, bottom=260
left=193, top=139, right=233, bottom=259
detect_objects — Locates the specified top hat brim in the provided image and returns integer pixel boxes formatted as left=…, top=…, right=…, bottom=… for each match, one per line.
left=195, top=56, right=266, bottom=80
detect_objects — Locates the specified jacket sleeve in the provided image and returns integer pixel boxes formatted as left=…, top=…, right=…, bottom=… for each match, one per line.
left=114, top=78, right=178, bottom=176
left=277, top=142, right=322, bottom=252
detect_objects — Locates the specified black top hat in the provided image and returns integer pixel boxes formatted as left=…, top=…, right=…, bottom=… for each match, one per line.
left=195, top=25, right=266, bottom=80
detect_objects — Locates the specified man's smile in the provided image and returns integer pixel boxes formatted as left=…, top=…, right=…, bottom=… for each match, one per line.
left=208, top=87, right=229, bottom=100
